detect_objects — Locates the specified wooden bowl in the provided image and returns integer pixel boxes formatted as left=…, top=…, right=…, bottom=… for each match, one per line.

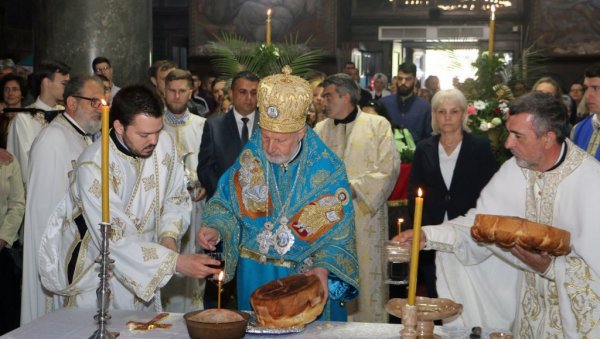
left=184, top=309, right=250, bottom=339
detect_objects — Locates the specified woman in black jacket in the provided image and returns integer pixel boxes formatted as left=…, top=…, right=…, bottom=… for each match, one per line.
left=408, top=88, right=498, bottom=298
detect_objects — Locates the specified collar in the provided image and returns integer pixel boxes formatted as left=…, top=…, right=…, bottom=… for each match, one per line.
left=592, top=114, right=600, bottom=129
left=34, top=97, right=55, bottom=111
left=62, top=113, right=89, bottom=137
left=110, top=128, right=137, bottom=158
left=278, top=140, right=303, bottom=171
left=233, top=108, right=256, bottom=121
left=334, top=107, right=359, bottom=125
left=164, top=108, right=190, bottom=125
left=546, top=142, right=567, bottom=172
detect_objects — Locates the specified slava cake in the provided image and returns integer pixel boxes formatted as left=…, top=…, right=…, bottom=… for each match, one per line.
left=250, top=274, right=325, bottom=328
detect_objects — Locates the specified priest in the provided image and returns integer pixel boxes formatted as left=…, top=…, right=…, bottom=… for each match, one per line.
left=314, top=73, right=399, bottom=323
left=38, top=85, right=221, bottom=311
left=198, top=67, right=359, bottom=321
left=396, top=92, right=600, bottom=337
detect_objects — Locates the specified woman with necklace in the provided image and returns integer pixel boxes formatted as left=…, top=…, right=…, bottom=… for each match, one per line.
left=407, top=88, right=498, bottom=302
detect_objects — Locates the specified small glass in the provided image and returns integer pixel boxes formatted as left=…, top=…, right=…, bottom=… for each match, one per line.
left=490, top=332, right=513, bottom=339
left=205, top=252, right=225, bottom=283
left=384, top=240, right=411, bottom=285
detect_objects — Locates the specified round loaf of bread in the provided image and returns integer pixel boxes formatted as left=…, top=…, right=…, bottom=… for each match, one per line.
left=471, top=214, right=571, bottom=256
left=250, top=274, right=325, bottom=328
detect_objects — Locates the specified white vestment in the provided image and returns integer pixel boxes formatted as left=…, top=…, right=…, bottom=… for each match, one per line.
left=38, top=130, right=192, bottom=311
left=315, top=110, right=400, bottom=323
left=21, top=114, right=93, bottom=325
left=423, top=140, right=600, bottom=338
left=161, top=111, right=207, bottom=312
left=6, top=98, right=59, bottom=188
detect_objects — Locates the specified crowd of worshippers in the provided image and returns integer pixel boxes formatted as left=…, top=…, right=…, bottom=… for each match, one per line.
left=0, top=55, right=600, bottom=337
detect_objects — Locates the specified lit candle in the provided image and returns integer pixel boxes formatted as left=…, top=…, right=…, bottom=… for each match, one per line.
left=488, top=5, right=496, bottom=55
left=407, top=188, right=423, bottom=305
left=217, top=271, right=224, bottom=309
left=266, top=8, right=272, bottom=46
left=397, top=218, right=404, bottom=236
left=101, top=100, right=110, bottom=223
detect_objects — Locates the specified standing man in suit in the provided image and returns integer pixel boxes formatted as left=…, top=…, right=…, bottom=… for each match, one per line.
left=197, top=71, right=259, bottom=199
left=196, top=70, right=259, bottom=308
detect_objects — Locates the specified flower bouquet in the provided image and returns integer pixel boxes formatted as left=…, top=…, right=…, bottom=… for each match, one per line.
left=467, top=99, right=512, bottom=164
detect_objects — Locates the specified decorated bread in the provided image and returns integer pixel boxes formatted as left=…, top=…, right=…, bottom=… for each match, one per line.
left=250, top=274, right=325, bottom=328
left=471, top=214, right=571, bottom=256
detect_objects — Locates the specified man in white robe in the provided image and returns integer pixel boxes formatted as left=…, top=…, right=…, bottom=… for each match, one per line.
left=397, top=92, right=600, bottom=337
left=38, top=85, right=221, bottom=311
left=315, top=73, right=400, bottom=323
left=161, top=69, right=208, bottom=312
left=7, top=60, right=70, bottom=187
left=21, top=75, right=103, bottom=325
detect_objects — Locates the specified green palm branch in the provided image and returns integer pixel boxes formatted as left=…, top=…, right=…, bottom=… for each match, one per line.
left=208, top=32, right=324, bottom=79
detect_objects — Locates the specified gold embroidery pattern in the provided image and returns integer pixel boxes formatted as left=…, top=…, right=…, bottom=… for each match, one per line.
left=140, top=251, right=178, bottom=302
left=168, top=190, right=190, bottom=205
left=110, top=217, right=125, bottom=242
left=130, top=216, right=143, bottom=233
left=310, top=170, right=329, bottom=189
left=289, top=189, right=348, bottom=243
left=159, top=231, right=179, bottom=243
left=142, top=174, right=156, bottom=192
left=565, top=256, right=600, bottom=335
left=162, top=152, right=172, bottom=168
left=234, top=149, right=269, bottom=218
left=142, top=246, right=159, bottom=261
left=518, top=140, right=587, bottom=337
left=89, top=179, right=102, bottom=199
left=110, top=162, right=122, bottom=191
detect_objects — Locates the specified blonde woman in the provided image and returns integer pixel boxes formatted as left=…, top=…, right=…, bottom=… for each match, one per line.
left=407, top=88, right=498, bottom=303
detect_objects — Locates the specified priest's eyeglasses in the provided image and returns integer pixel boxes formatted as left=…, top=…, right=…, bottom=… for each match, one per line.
left=73, top=95, right=103, bottom=108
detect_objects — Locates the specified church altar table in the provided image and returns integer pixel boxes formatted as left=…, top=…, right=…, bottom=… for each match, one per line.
left=1, top=307, right=463, bottom=338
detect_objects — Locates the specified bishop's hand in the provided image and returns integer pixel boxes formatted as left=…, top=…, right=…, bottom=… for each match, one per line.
left=197, top=226, right=220, bottom=251
left=176, top=253, right=222, bottom=279
left=510, top=245, right=552, bottom=274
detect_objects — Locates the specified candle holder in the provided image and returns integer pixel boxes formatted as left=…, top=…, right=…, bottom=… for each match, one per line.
left=89, top=222, right=116, bottom=339
left=385, top=297, right=462, bottom=339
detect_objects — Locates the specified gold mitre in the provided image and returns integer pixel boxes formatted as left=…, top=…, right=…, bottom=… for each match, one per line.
left=258, top=66, right=312, bottom=133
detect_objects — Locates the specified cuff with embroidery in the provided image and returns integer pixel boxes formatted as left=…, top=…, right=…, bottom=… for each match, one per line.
left=424, top=239, right=454, bottom=252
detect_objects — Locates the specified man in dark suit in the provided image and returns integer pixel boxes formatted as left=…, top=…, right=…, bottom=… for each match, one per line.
left=197, top=71, right=260, bottom=199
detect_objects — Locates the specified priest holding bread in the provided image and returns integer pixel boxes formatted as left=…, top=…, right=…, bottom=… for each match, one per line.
left=198, top=66, right=359, bottom=323
left=396, top=91, right=600, bottom=337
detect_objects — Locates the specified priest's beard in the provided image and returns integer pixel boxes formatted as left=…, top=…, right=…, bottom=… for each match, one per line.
left=122, top=133, right=156, bottom=159
left=265, top=138, right=301, bottom=165
left=74, top=107, right=102, bottom=134
left=166, top=100, right=187, bottom=115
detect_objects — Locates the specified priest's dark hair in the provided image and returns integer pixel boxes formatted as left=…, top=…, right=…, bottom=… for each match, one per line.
left=508, top=91, right=569, bottom=143
left=110, top=85, right=163, bottom=127
left=28, top=60, right=70, bottom=99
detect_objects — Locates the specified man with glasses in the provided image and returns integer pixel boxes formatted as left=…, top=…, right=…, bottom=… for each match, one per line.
left=21, top=75, right=103, bottom=325
left=571, top=63, right=600, bottom=160
left=7, top=60, right=70, bottom=187
left=92, top=56, right=120, bottom=99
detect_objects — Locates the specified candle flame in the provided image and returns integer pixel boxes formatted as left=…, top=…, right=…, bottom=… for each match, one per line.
left=418, top=188, right=423, bottom=197
left=101, top=99, right=108, bottom=106
left=267, top=8, right=272, bottom=16
left=491, top=4, right=496, bottom=13
left=397, top=218, right=404, bottom=225
left=218, top=271, right=224, bottom=281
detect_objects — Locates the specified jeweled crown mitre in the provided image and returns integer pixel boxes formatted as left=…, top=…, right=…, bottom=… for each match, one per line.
left=258, top=66, right=312, bottom=133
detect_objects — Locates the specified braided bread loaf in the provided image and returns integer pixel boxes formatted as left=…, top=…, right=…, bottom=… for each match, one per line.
left=250, top=274, right=325, bottom=328
left=471, top=214, right=571, bottom=256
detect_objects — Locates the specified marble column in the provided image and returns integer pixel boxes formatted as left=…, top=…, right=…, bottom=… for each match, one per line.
left=33, top=0, right=152, bottom=85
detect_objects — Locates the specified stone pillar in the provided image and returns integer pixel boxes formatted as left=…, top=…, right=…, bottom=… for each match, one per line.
left=33, top=0, right=152, bottom=85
